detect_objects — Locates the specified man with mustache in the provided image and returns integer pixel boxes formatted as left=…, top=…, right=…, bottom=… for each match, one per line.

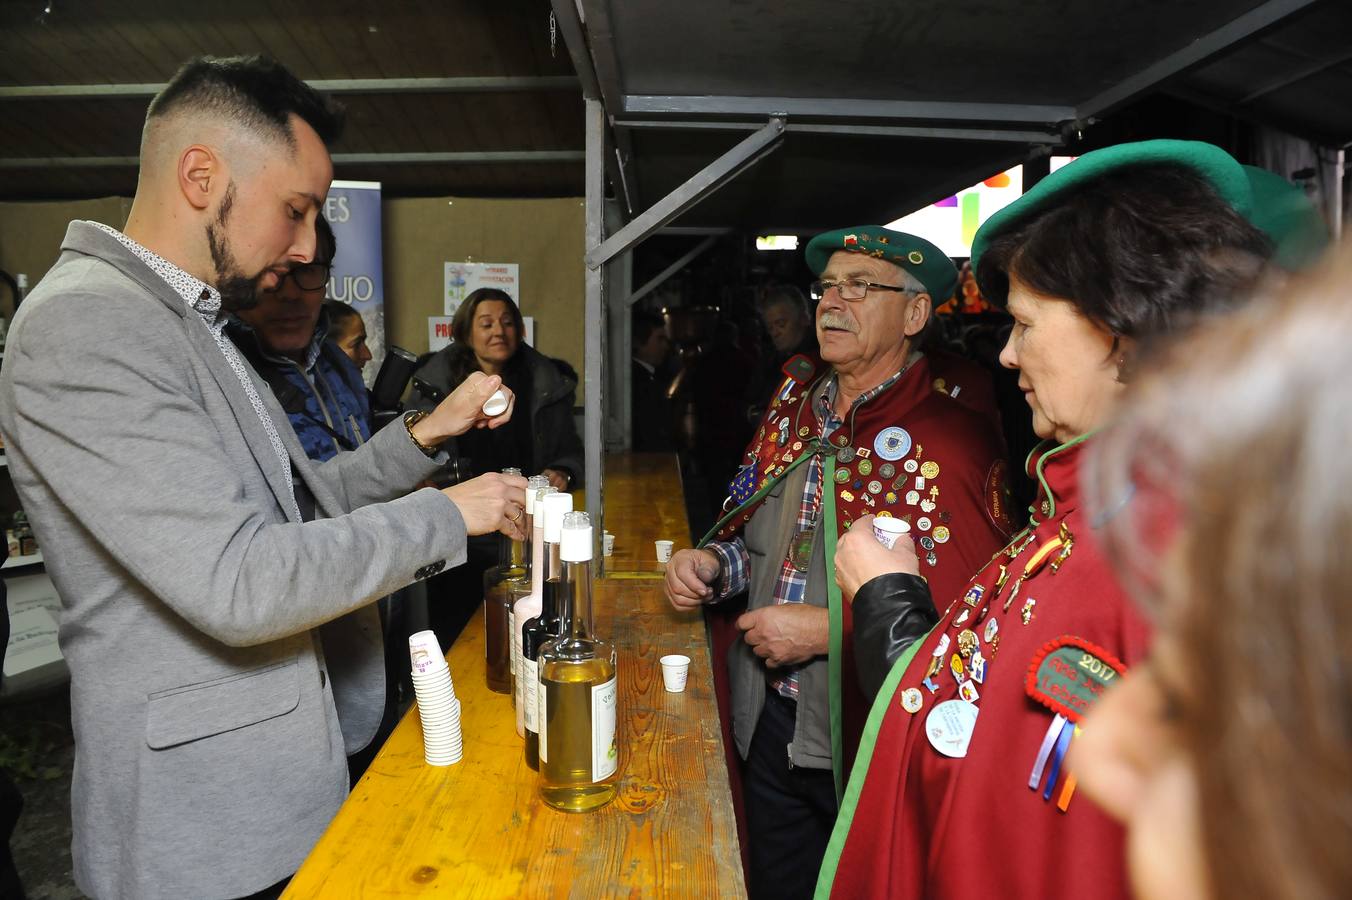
left=665, top=227, right=1012, bottom=900
left=0, top=56, right=526, bottom=899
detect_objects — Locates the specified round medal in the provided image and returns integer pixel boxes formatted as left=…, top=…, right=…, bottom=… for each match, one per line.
left=984, top=618, right=999, bottom=643
left=834, top=468, right=849, bottom=484
left=879, top=463, right=895, bottom=479
left=905, top=490, right=920, bottom=505
left=917, top=516, right=932, bottom=531
left=901, top=687, right=923, bottom=714
left=885, top=492, right=898, bottom=504
left=920, top=460, right=940, bottom=480
left=867, top=480, right=883, bottom=495
left=904, top=459, right=919, bottom=473
left=933, top=525, right=951, bottom=544
left=857, top=458, right=873, bottom=476
left=798, top=426, right=810, bottom=438
left=920, top=536, right=935, bottom=551
left=926, top=699, right=978, bottom=758
left=836, top=447, right=856, bottom=463
left=873, top=426, right=912, bottom=461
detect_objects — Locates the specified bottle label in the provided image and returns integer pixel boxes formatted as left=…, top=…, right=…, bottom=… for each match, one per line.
left=513, top=628, right=525, bottom=730
left=538, top=676, right=548, bottom=764
left=523, top=658, right=539, bottom=732
left=508, top=610, right=518, bottom=681
left=592, top=676, right=618, bottom=781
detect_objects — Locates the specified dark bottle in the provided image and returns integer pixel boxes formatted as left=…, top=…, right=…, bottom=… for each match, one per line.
left=522, top=491, right=572, bottom=770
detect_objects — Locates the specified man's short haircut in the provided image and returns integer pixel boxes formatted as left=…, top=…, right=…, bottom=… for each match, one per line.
left=632, top=311, right=665, bottom=346
left=146, top=55, right=344, bottom=149
left=759, top=284, right=810, bottom=319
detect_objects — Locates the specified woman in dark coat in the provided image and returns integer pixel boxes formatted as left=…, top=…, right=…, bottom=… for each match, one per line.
left=410, top=288, right=583, bottom=643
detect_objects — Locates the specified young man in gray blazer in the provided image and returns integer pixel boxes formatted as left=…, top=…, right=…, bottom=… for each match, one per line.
left=0, top=56, right=528, bottom=900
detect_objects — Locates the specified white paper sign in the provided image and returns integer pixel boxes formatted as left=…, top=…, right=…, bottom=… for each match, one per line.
left=4, top=607, right=60, bottom=678
left=428, top=316, right=454, bottom=352
left=444, top=262, right=520, bottom=317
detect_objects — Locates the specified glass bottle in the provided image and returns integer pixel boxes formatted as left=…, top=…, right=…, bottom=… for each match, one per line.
left=482, top=469, right=525, bottom=693
left=513, top=484, right=558, bottom=738
left=522, top=492, right=572, bottom=768
left=505, top=475, right=551, bottom=703
left=538, top=511, right=618, bottom=813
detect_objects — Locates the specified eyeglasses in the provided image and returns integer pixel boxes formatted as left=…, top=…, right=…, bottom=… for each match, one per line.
left=277, top=263, right=331, bottom=292
left=809, top=278, right=919, bottom=302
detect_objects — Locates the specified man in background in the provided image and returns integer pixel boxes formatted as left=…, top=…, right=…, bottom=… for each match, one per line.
left=631, top=310, right=673, bottom=451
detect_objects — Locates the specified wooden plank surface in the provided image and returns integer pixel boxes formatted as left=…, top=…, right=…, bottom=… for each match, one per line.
left=596, top=452, right=692, bottom=576
left=283, top=453, right=744, bottom=900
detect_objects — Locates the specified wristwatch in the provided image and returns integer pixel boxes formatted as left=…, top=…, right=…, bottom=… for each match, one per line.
left=402, top=410, right=441, bottom=458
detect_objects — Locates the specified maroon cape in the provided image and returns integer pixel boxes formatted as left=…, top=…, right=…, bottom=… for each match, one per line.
left=703, top=354, right=1011, bottom=876
left=819, top=436, right=1152, bottom=899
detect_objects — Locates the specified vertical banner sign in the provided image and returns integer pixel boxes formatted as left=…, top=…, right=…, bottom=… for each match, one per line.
left=444, top=262, right=520, bottom=317
left=428, top=316, right=454, bottom=353
left=325, top=180, right=385, bottom=386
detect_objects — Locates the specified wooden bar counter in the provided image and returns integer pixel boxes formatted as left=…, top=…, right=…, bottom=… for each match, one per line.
left=284, top=453, right=745, bottom=899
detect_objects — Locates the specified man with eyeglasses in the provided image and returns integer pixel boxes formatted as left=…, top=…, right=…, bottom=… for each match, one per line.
left=228, top=215, right=370, bottom=462
left=665, top=226, right=1013, bottom=900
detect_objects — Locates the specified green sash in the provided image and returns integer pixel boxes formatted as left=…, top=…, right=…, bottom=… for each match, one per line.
left=813, top=624, right=937, bottom=899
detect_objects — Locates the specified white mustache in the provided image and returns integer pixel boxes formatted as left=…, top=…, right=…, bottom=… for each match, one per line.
left=818, top=312, right=858, bottom=333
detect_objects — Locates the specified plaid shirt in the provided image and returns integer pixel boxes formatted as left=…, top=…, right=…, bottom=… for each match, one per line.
left=709, top=369, right=903, bottom=698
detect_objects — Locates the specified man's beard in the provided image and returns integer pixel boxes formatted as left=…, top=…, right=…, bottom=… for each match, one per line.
left=205, top=182, right=268, bottom=313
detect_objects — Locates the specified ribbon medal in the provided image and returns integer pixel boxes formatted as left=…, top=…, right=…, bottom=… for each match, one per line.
left=1025, top=635, right=1127, bottom=723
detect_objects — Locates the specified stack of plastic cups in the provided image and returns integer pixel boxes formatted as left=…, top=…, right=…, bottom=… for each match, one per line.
left=408, top=630, right=464, bottom=766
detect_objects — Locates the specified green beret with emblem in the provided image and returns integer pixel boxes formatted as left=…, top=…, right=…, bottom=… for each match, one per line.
left=806, top=226, right=958, bottom=305
left=970, top=140, right=1254, bottom=273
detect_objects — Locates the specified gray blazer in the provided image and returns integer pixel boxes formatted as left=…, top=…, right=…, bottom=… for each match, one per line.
left=0, top=223, right=467, bottom=900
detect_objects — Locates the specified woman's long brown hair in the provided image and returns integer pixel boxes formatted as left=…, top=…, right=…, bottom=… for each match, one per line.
left=1089, top=248, right=1352, bottom=900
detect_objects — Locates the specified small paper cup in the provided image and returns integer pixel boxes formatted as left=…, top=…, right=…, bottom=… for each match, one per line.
left=660, top=654, right=691, bottom=693
left=408, top=631, right=446, bottom=673
left=481, top=389, right=509, bottom=416
left=655, top=540, right=674, bottom=564
left=871, top=516, right=911, bottom=550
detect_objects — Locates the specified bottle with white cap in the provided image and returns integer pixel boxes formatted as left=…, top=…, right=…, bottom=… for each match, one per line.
left=504, top=475, right=551, bottom=703
left=513, top=484, right=558, bottom=738
left=521, top=490, right=572, bottom=769
left=482, top=468, right=525, bottom=694
left=538, top=511, right=618, bottom=812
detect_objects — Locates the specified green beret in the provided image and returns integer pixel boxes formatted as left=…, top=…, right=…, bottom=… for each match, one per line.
left=1242, top=165, right=1329, bottom=270
left=805, top=226, right=958, bottom=304
left=970, top=140, right=1253, bottom=273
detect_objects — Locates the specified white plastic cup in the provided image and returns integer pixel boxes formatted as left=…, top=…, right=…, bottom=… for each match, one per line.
left=482, top=389, right=509, bottom=416
left=660, top=654, right=691, bottom=693
left=871, top=517, right=912, bottom=550
left=655, top=540, right=674, bottom=564
left=603, top=531, right=615, bottom=557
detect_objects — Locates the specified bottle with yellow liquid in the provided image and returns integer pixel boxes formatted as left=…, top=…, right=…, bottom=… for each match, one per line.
left=538, top=511, right=618, bottom=813
left=482, top=468, right=525, bottom=694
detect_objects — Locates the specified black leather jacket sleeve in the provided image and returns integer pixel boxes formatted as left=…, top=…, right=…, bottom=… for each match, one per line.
left=852, top=573, right=938, bottom=699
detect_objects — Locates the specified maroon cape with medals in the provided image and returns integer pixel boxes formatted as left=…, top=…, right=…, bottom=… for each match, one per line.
left=816, top=436, right=1153, bottom=900
left=702, top=352, right=1012, bottom=825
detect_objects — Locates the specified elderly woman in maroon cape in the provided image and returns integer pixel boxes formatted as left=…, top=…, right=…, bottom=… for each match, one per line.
left=814, top=140, right=1321, bottom=899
